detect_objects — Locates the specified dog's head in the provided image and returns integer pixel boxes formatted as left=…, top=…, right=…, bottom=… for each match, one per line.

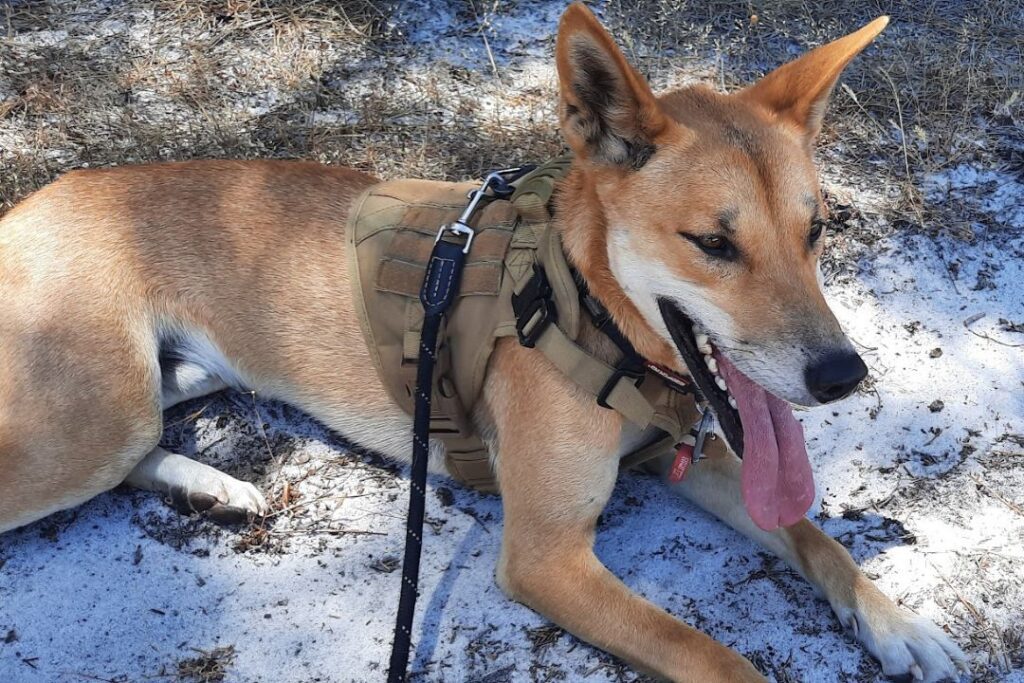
left=555, top=4, right=886, bottom=439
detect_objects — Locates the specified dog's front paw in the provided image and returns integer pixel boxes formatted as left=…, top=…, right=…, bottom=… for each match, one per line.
left=835, top=599, right=968, bottom=682
left=169, top=476, right=269, bottom=525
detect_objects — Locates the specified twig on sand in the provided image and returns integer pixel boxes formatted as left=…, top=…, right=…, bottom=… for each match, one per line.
left=247, top=391, right=277, bottom=463
left=63, top=673, right=125, bottom=683
left=932, top=562, right=1011, bottom=671
left=264, top=492, right=369, bottom=519
left=469, top=0, right=500, bottom=82
left=963, top=314, right=1024, bottom=348
left=267, top=527, right=386, bottom=537
left=970, top=475, right=1024, bottom=517
left=163, top=402, right=213, bottom=430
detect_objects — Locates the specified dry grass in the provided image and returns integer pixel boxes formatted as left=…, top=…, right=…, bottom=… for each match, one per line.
left=605, top=0, right=1023, bottom=237
left=0, top=0, right=1019, bottom=228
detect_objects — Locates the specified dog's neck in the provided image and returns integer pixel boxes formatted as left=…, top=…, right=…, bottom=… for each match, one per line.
left=554, top=166, right=680, bottom=370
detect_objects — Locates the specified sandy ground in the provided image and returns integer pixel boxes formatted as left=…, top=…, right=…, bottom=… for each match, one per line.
left=0, top=1, right=1022, bottom=682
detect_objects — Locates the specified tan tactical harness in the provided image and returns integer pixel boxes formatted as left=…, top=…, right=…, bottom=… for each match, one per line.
left=348, top=159, right=700, bottom=492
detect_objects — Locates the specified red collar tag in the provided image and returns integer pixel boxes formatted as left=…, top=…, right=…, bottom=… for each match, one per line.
left=668, top=440, right=695, bottom=483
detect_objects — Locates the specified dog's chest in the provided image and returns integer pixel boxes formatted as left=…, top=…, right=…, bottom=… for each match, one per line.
left=615, top=421, right=666, bottom=460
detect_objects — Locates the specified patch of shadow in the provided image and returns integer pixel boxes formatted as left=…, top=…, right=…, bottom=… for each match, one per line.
left=0, top=508, right=81, bottom=548
left=578, top=644, right=656, bottom=682
left=32, top=509, right=79, bottom=543
left=821, top=509, right=917, bottom=563
left=854, top=650, right=885, bottom=682
left=132, top=509, right=222, bottom=552
left=469, top=664, right=516, bottom=683
left=747, top=648, right=801, bottom=683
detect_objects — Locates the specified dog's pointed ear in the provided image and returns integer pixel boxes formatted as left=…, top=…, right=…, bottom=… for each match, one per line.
left=556, top=3, right=669, bottom=170
left=739, top=16, right=889, bottom=143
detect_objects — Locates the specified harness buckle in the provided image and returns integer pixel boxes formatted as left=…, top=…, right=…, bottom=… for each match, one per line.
left=512, top=265, right=556, bottom=348
left=596, top=362, right=646, bottom=410
left=580, top=292, right=613, bottom=331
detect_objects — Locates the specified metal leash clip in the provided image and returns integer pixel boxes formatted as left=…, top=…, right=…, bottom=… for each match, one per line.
left=691, top=407, right=717, bottom=463
left=434, top=166, right=533, bottom=254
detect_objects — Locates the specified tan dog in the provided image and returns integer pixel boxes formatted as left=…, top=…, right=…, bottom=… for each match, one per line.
left=0, top=4, right=967, bottom=681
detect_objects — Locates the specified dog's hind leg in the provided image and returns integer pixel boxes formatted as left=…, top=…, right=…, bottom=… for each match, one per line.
left=660, top=450, right=968, bottom=682
left=124, top=447, right=268, bottom=524
left=0, top=311, right=165, bottom=533
left=123, top=344, right=266, bottom=523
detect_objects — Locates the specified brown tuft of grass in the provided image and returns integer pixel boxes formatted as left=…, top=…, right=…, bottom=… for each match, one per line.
left=176, top=644, right=236, bottom=683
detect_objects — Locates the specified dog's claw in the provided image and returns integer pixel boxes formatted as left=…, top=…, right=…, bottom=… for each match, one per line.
left=843, top=613, right=860, bottom=638
left=164, top=479, right=267, bottom=525
left=911, top=663, right=924, bottom=681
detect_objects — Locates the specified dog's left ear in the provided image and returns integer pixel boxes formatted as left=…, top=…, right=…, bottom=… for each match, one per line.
left=739, top=16, right=889, bottom=144
left=555, top=3, right=671, bottom=170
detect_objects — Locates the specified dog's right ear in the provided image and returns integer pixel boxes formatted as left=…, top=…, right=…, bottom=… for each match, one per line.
left=555, top=3, right=669, bottom=170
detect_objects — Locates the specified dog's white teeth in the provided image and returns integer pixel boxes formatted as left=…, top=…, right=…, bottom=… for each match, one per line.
left=728, top=396, right=738, bottom=409
left=696, top=333, right=711, bottom=352
left=716, top=377, right=728, bottom=392
left=704, top=356, right=718, bottom=374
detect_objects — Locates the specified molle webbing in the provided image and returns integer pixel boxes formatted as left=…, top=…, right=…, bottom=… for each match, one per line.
left=347, top=161, right=572, bottom=492
left=348, top=158, right=695, bottom=492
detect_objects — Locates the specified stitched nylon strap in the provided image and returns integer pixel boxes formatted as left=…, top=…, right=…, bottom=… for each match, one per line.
left=429, top=157, right=690, bottom=491
left=464, top=156, right=688, bottom=484
left=530, top=319, right=655, bottom=427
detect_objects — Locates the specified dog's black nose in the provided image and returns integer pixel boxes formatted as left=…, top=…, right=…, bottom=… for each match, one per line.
left=805, top=351, right=868, bottom=403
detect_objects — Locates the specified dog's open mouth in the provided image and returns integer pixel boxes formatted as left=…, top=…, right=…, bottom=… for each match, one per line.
left=657, top=298, right=815, bottom=531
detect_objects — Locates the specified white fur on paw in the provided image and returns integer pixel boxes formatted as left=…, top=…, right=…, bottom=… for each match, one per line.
left=215, top=477, right=269, bottom=517
left=182, top=468, right=269, bottom=518
left=836, top=604, right=968, bottom=682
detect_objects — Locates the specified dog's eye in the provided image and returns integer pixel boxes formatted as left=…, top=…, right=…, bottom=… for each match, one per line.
left=809, top=219, right=825, bottom=246
left=682, top=233, right=737, bottom=260
left=699, top=235, right=727, bottom=250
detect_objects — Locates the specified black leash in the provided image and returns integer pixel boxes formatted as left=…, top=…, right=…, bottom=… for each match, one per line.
left=386, top=166, right=533, bottom=683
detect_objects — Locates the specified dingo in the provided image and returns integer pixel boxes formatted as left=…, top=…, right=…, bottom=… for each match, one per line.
left=0, top=4, right=965, bottom=680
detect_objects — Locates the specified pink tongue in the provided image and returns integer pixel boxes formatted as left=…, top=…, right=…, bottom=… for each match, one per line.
left=714, top=352, right=815, bottom=531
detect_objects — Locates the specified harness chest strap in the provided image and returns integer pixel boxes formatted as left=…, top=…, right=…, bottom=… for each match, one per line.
left=347, top=158, right=697, bottom=492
